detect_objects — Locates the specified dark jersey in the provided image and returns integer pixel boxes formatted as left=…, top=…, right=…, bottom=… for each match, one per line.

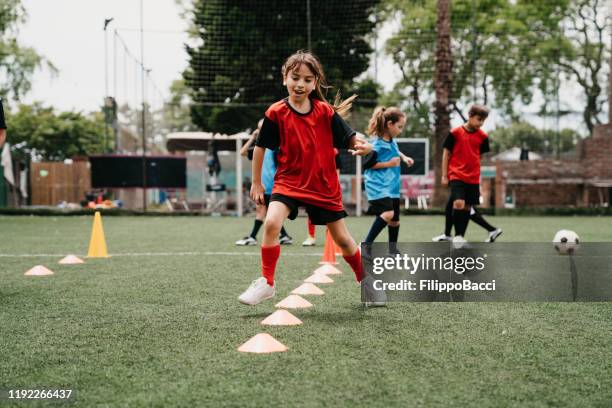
left=443, top=125, right=489, bottom=184
left=255, top=98, right=355, bottom=211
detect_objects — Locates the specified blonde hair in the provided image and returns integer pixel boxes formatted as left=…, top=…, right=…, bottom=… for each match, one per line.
left=282, top=50, right=357, bottom=119
left=367, top=106, right=405, bottom=137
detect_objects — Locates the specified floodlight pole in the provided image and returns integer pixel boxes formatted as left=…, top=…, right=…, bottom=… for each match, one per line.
left=103, top=17, right=113, bottom=153
left=140, top=0, right=147, bottom=211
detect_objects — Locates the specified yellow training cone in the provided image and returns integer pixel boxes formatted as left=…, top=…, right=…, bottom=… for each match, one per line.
left=87, top=211, right=109, bottom=258
left=24, top=265, right=54, bottom=276
left=261, top=310, right=303, bottom=326
left=237, top=333, right=288, bottom=353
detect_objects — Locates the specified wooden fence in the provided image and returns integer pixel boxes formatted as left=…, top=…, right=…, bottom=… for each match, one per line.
left=31, top=162, right=91, bottom=206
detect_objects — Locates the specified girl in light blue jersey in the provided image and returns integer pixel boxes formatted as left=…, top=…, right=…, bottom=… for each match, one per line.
left=363, top=107, right=413, bottom=252
left=236, top=120, right=292, bottom=246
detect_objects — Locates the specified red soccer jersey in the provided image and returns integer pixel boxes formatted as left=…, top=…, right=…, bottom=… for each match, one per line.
left=444, top=125, right=489, bottom=184
left=255, top=98, right=355, bottom=211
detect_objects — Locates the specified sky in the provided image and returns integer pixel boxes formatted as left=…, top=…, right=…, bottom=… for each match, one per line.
left=20, top=0, right=190, bottom=112
left=17, top=1, right=600, bottom=135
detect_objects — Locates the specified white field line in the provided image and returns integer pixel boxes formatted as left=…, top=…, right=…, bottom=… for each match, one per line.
left=0, top=251, right=324, bottom=258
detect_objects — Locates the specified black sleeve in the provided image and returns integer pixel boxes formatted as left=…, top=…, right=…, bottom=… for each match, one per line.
left=246, top=146, right=254, bottom=161
left=255, top=116, right=280, bottom=150
left=480, top=137, right=490, bottom=154
left=331, top=113, right=355, bottom=148
left=0, top=100, right=6, bottom=129
left=362, top=151, right=378, bottom=170
left=272, top=150, right=279, bottom=167
left=442, top=132, right=454, bottom=151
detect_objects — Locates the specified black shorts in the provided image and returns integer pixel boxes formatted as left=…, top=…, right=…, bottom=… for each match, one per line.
left=367, top=197, right=400, bottom=221
left=270, top=193, right=347, bottom=225
left=449, top=180, right=480, bottom=205
left=263, top=194, right=271, bottom=207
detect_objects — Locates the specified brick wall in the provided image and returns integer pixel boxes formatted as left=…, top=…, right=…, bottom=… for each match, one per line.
left=581, top=124, right=612, bottom=180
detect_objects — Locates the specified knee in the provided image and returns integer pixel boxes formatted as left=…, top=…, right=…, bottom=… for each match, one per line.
left=388, top=220, right=400, bottom=227
left=380, top=211, right=394, bottom=222
left=264, top=218, right=282, bottom=233
left=453, top=200, right=466, bottom=210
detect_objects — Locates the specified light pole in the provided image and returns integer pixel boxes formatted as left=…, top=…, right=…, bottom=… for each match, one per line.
left=103, top=17, right=113, bottom=153
left=140, top=0, right=147, bottom=211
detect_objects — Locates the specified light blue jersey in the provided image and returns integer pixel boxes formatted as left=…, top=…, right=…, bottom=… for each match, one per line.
left=261, top=149, right=277, bottom=195
left=364, top=137, right=401, bottom=200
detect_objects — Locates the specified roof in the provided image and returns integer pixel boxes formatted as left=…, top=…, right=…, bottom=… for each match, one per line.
left=491, top=147, right=542, bottom=162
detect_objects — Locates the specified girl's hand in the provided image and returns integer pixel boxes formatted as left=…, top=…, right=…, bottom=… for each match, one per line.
left=402, top=156, right=414, bottom=167
left=250, top=182, right=265, bottom=205
left=441, top=175, right=448, bottom=187
left=349, top=139, right=373, bottom=156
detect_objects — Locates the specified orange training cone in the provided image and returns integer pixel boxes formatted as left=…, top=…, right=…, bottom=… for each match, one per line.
left=261, top=309, right=303, bottom=326
left=319, top=229, right=338, bottom=265
left=87, top=211, right=108, bottom=258
left=304, top=273, right=334, bottom=284
left=59, top=255, right=85, bottom=265
left=292, top=283, right=325, bottom=296
left=275, top=294, right=313, bottom=309
left=24, top=265, right=54, bottom=276
left=237, top=333, right=288, bottom=353
left=314, top=264, right=342, bottom=275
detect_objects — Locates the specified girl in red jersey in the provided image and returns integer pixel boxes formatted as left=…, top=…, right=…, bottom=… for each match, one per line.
left=238, top=50, right=372, bottom=306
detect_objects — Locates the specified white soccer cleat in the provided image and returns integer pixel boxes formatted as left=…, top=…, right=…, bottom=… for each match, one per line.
left=432, top=234, right=452, bottom=242
left=485, top=228, right=503, bottom=243
left=235, top=236, right=257, bottom=246
left=238, top=277, right=275, bottom=305
left=302, top=236, right=316, bottom=246
left=279, top=235, right=293, bottom=245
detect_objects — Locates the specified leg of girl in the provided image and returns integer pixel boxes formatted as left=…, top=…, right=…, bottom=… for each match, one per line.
left=328, top=218, right=387, bottom=306
left=327, top=218, right=362, bottom=282
left=388, top=220, right=400, bottom=253
left=238, top=201, right=291, bottom=305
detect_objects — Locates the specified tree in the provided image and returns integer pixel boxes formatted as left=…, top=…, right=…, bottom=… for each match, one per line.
left=552, top=0, right=609, bottom=134
left=0, top=0, right=54, bottom=100
left=433, top=0, right=452, bottom=206
left=6, top=103, right=106, bottom=161
left=489, top=121, right=580, bottom=155
left=184, top=0, right=378, bottom=133
left=162, top=79, right=198, bottom=133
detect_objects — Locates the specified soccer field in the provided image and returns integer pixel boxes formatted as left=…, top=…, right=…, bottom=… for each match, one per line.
left=1, top=215, right=612, bottom=407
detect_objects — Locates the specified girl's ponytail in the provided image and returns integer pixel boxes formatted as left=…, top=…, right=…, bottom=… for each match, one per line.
left=332, top=92, right=357, bottom=120
left=367, top=106, right=405, bottom=137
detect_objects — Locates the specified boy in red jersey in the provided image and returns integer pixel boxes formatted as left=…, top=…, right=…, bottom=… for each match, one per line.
left=238, top=51, right=373, bottom=306
left=441, top=104, right=490, bottom=245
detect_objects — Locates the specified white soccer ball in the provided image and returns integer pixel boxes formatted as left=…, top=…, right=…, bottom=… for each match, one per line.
left=553, top=229, right=580, bottom=255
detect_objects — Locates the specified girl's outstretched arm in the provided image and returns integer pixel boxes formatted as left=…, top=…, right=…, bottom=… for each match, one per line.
left=347, top=135, right=372, bottom=156
left=250, top=146, right=266, bottom=204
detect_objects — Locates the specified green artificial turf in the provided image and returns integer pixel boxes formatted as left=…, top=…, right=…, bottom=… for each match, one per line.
left=1, top=215, right=611, bottom=407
